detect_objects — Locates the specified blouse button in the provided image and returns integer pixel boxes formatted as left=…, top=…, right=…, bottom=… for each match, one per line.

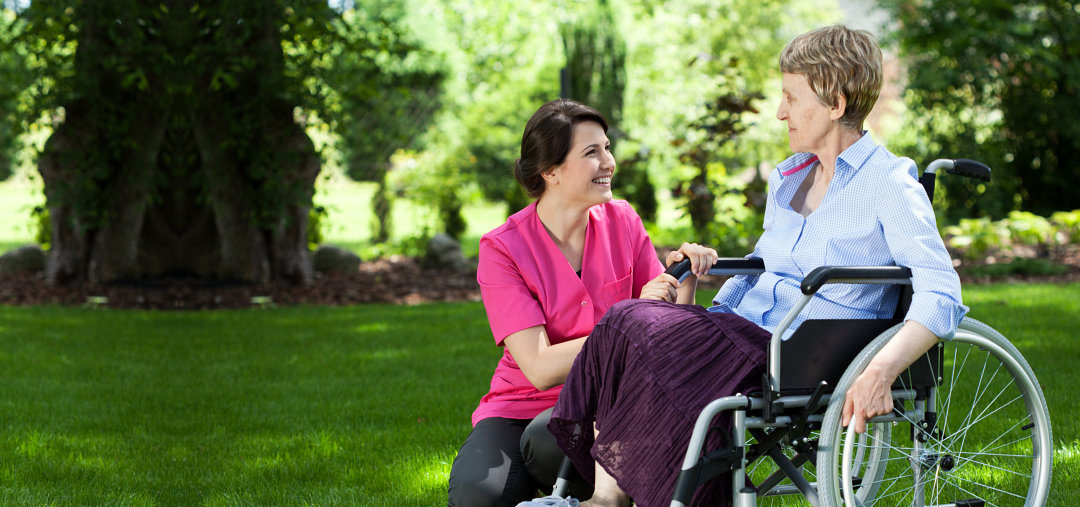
left=581, top=300, right=588, bottom=306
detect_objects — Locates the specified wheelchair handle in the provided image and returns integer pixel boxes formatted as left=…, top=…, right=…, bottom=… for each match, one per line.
left=800, top=266, right=913, bottom=295
left=921, top=159, right=991, bottom=201
left=924, top=158, right=991, bottom=181
left=664, top=257, right=766, bottom=283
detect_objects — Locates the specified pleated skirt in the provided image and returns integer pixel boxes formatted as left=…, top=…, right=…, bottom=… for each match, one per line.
left=549, top=299, right=770, bottom=507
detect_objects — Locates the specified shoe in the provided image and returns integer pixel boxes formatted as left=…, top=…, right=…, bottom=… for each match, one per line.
left=515, top=495, right=580, bottom=507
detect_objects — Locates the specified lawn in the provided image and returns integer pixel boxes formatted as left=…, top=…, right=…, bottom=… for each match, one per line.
left=0, top=284, right=1076, bottom=505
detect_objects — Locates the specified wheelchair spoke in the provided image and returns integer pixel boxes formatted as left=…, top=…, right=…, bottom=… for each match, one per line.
left=938, top=392, right=1025, bottom=451
left=953, top=453, right=1034, bottom=479
left=939, top=473, right=1029, bottom=505
left=944, top=373, right=1013, bottom=448
left=948, top=418, right=1031, bottom=472
left=939, top=342, right=972, bottom=444
left=951, top=351, right=1002, bottom=454
left=862, top=473, right=916, bottom=506
left=817, top=321, right=1051, bottom=507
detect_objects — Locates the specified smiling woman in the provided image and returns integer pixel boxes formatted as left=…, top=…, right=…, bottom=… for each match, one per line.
left=447, top=99, right=718, bottom=507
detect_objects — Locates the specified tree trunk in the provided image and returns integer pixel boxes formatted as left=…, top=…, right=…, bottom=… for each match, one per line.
left=38, top=1, right=318, bottom=285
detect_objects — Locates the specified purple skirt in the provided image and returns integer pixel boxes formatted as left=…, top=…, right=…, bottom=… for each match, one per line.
left=549, top=299, right=770, bottom=507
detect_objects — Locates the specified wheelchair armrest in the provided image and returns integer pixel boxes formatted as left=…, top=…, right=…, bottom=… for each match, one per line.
left=800, top=266, right=913, bottom=295
left=665, top=257, right=766, bottom=282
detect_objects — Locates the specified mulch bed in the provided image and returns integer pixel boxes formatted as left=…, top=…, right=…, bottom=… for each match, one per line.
left=1, top=248, right=1078, bottom=310
left=0, top=256, right=481, bottom=310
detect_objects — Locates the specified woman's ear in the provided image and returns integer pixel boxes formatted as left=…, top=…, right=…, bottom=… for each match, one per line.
left=830, top=93, right=848, bottom=121
left=541, top=165, right=560, bottom=185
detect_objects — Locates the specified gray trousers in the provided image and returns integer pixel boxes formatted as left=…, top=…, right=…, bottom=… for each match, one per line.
left=447, top=408, right=592, bottom=507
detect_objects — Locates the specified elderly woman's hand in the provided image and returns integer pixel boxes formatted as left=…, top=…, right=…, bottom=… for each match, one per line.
left=842, top=320, right=939, bottom=433
left=664, top=242, right=719, bottom=279
left=841, top=363, right=896, bottom=434
left=639, top=273, right=678, bottom=302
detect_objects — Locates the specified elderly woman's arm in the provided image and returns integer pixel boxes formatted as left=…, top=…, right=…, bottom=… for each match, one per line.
left=842, top=320, right=937, bottom=433
left=844, top=158, right=969, bottom=433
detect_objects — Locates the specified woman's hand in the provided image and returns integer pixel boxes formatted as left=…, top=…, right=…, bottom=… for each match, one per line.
left=665, top=242, right=719, bottom=278
left=841, top=363, right=896, bottom=434
left=842, top=320, right=939, bottom=433
left=639, top=273, right=679, bottom=302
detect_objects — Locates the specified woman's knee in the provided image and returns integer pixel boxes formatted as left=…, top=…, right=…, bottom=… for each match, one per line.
left=447, top=449, right=515, bottom=507
left=448, top=417, right=536, bottom=507
left=447, top=476, right=500, bottom=507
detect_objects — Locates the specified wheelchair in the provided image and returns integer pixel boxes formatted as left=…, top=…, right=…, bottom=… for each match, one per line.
left=554, top=159, right=1053, bottom=506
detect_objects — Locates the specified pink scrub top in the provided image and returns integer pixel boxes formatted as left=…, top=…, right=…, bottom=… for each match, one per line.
left=472, top=199, right=664, bottom=426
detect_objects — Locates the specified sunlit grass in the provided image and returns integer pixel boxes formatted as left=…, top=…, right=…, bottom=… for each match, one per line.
left=0, top=284, right=1074, bottom=505
left=0, top=303, right=498, bottom=505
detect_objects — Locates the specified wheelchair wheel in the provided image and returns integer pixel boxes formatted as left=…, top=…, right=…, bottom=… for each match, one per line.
left=817, top=318, right=1053, bottom=506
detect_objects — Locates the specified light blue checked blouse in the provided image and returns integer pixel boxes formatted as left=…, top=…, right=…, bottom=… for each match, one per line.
left=710, top=132, right=968, bottom=339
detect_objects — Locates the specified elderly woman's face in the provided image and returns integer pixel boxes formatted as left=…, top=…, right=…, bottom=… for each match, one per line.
left=776, top=72, right=836, bottom=154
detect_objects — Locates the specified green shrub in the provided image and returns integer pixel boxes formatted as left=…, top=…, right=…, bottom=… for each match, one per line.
left=1050, top=210, right=1080, bottom=243
left=965, top=258, right=1068, bottom=279
left=943, top=217, right=1009, bottom=261
left=1002, top=211, right=1055, bottom=246
left=307, top=204, right=328, bottom=251
left=944, top=209, right=1079, bottom=261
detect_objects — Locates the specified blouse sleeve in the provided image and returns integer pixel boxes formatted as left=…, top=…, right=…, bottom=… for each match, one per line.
left=627, top=204, right=665, bottom=298
left=477, top=236, right=546, bottom=345
left=878, top=158, right=968, bottom=338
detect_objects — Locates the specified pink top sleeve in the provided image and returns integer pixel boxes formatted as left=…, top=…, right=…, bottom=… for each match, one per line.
left=476, top=237, right=546, bottom=345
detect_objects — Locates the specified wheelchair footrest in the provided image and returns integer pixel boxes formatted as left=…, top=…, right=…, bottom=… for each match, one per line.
left=671, top=445, right=743, bottom=503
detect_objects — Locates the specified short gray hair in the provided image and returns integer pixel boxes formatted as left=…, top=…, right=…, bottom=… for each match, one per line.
left=780, top=25, right=883, bottom=131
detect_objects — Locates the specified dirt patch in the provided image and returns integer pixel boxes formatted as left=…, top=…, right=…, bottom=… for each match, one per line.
left=0, top=256, right=481, bottom=310
left=1, top=247, right=1077, bottom=310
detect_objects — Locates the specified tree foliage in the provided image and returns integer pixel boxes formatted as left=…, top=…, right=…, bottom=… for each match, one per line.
left=0, top=8, right=31, bottom=181
left=317, top=1, right=445, bottom=242
left=880, top=0, right=1080, bottom=220
left=560, top=0, right=658, bottom=222
left=0, top=0, right=443, bottom=283
left=403, top=0, right=829, bottom=239
left=392, top=0, right=565, bottom=233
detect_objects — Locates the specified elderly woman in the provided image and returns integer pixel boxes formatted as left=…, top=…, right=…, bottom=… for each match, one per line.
left=533, top=25, right=967, bottom=507
left=448, top=99, right=718, bottom=507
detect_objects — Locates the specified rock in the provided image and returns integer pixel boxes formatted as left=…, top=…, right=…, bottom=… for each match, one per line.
left=424, top=234, right=473, bottom=273
left=0, top=245, right=46, bottom=275
left=312, top=245, right=361, bottom=274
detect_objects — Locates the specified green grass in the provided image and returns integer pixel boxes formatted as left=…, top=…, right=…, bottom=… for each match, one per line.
left=0, top=284, right=1076, bottom=505
left=960, top=283, right=1080, bottom=505
left=0, top=303, right=500, bottom=505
